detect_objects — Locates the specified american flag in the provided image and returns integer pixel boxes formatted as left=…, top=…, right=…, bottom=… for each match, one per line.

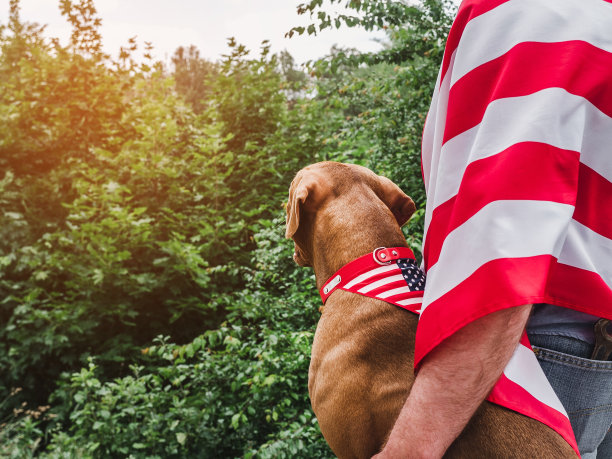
left=419, top=0, right=612, bottom=454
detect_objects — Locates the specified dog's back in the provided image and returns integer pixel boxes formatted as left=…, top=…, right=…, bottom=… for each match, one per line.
left=309, top=291, right=418, bottom=458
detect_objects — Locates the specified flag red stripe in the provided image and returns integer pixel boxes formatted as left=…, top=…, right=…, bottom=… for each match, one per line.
left=574, top=164, right=612, bottom=240
left=440, top=0, right=511, bottom=84
left=487, top=373, right=579, bottom=456
left=393, top=302, right=422, bottom=315
left=349, top=284, right=424, bottom=302
left=423, top=143, right=580, bottom=270
left=415, top=255, right=612, bottom=367
left=443, top=40, right=612, bottom=144
left=351, top=278, right=409, bottom=296
left=376, top=289, right=424, bottom=302
left=519, top=333, right=531, bottom=348
left=391, top=295, right=423, bottom=303
left=548, top=262, right=612, bottom=319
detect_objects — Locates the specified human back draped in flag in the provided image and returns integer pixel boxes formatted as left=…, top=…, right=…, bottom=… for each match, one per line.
left=417, top=0, right=612, bottom=454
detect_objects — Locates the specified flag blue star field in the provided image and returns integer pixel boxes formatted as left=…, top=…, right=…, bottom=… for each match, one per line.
left=399, top=259, right=426, bottom=292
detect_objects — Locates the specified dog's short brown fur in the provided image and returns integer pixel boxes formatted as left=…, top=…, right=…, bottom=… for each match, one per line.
left=286, top=162, right=576, bottom=458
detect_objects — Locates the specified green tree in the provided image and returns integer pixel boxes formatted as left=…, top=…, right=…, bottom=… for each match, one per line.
left=295, top=0, right=455, bottom=254
left=171, top=44, right=217, bottom=113
left=0, top=0, right=320, bottom=422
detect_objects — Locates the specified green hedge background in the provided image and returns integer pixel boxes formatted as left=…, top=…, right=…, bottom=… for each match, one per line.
left=0, top=0, right=454, bottom=456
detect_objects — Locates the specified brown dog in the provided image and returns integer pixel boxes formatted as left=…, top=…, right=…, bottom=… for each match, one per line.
left=285, top=161, right=576, bottom=458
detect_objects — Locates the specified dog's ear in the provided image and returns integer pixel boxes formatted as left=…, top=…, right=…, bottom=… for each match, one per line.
left=375, top=175, right=416, bottom=227
left=285, top=172, right=322, bottom=240
left=285, top=176, right=308, bottom=240
left=286, top=172, right=324, bottom=267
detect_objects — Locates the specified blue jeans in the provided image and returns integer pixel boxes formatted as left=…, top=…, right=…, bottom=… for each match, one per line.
left=528, top=333, right=612, bottom=459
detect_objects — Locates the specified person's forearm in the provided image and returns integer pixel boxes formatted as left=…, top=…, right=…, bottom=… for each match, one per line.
left=375, top=304, right=532, bottom=459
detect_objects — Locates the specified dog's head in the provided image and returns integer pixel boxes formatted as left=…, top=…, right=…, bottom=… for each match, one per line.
left=285, top=162, right=416, bottom=267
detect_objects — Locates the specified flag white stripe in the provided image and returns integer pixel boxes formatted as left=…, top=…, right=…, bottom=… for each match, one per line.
left=421, top=64, right=445, bottom=196
left=504, top=343, right=568, bottom=416
left=451, top=0, right=612, bottom=86
left=397, top=297, right=424, bottom=307
left=558, top=220, right=612, bottom=286
left=358, top=274, right=405, bottom=294
left=422, top=200, right=575, bottom=311
left=342, top=264, right=398, bottom=290
left=423, top=51, right=455, bottom=236
left=430, top=88, right=612, bottom=213
left=377, top=286, right=412, bottom=299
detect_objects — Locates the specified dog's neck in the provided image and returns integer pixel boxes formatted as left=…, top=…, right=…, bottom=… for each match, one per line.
left=310, top=199, right=408, bottom=290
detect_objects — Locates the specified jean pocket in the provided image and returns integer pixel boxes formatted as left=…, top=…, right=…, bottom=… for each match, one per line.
left=532, top=345, right=612, bottom=371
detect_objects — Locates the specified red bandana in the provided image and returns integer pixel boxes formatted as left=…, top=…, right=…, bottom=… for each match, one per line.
left=320, top=247, right=425, bottom=314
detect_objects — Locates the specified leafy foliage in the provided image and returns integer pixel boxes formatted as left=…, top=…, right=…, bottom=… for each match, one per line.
left=42, top=216, right=330, bottom=457
left=0, top=0, right=454, bottom=455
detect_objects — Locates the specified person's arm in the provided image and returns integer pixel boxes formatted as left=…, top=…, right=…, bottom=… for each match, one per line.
left=374, top=304, right=532, bottom=459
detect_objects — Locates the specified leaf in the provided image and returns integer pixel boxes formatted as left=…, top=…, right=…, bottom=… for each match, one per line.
left=92, top=269, right=104, bottom=285
left=34, top=271, right=49, bottom=281
left=104, top=181, right=120, bottom=193
left=231, top=412, right=242, bottom=430
left=185, top=343, right=194, bottom=359
left=176, top=432, right=187, bottom=445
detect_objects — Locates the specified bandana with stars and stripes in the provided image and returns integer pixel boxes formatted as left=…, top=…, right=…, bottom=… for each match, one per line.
left=319, top=247, right=425, bottom=314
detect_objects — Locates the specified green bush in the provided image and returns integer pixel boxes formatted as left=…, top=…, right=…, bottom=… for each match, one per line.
left=0, top=0, right=316, bottom=414
left=0, top=0, right=453, bottom=455
left=43, top=216, right=330, bottom=457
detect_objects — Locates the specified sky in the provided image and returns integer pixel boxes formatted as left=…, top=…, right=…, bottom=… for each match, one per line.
left=1, top=0, right=395, bottom=65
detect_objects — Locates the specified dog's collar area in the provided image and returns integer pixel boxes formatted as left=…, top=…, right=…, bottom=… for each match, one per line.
left=319, top=247, right=424, bottom=314
left=373, top=247, right=403, bottom=265
left=322, top=274, right=342, bottom=295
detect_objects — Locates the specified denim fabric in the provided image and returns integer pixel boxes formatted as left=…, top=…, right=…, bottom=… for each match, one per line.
left=528, top=333, right=612, bottom=459
left=528, top=303, right=600, bottom=344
